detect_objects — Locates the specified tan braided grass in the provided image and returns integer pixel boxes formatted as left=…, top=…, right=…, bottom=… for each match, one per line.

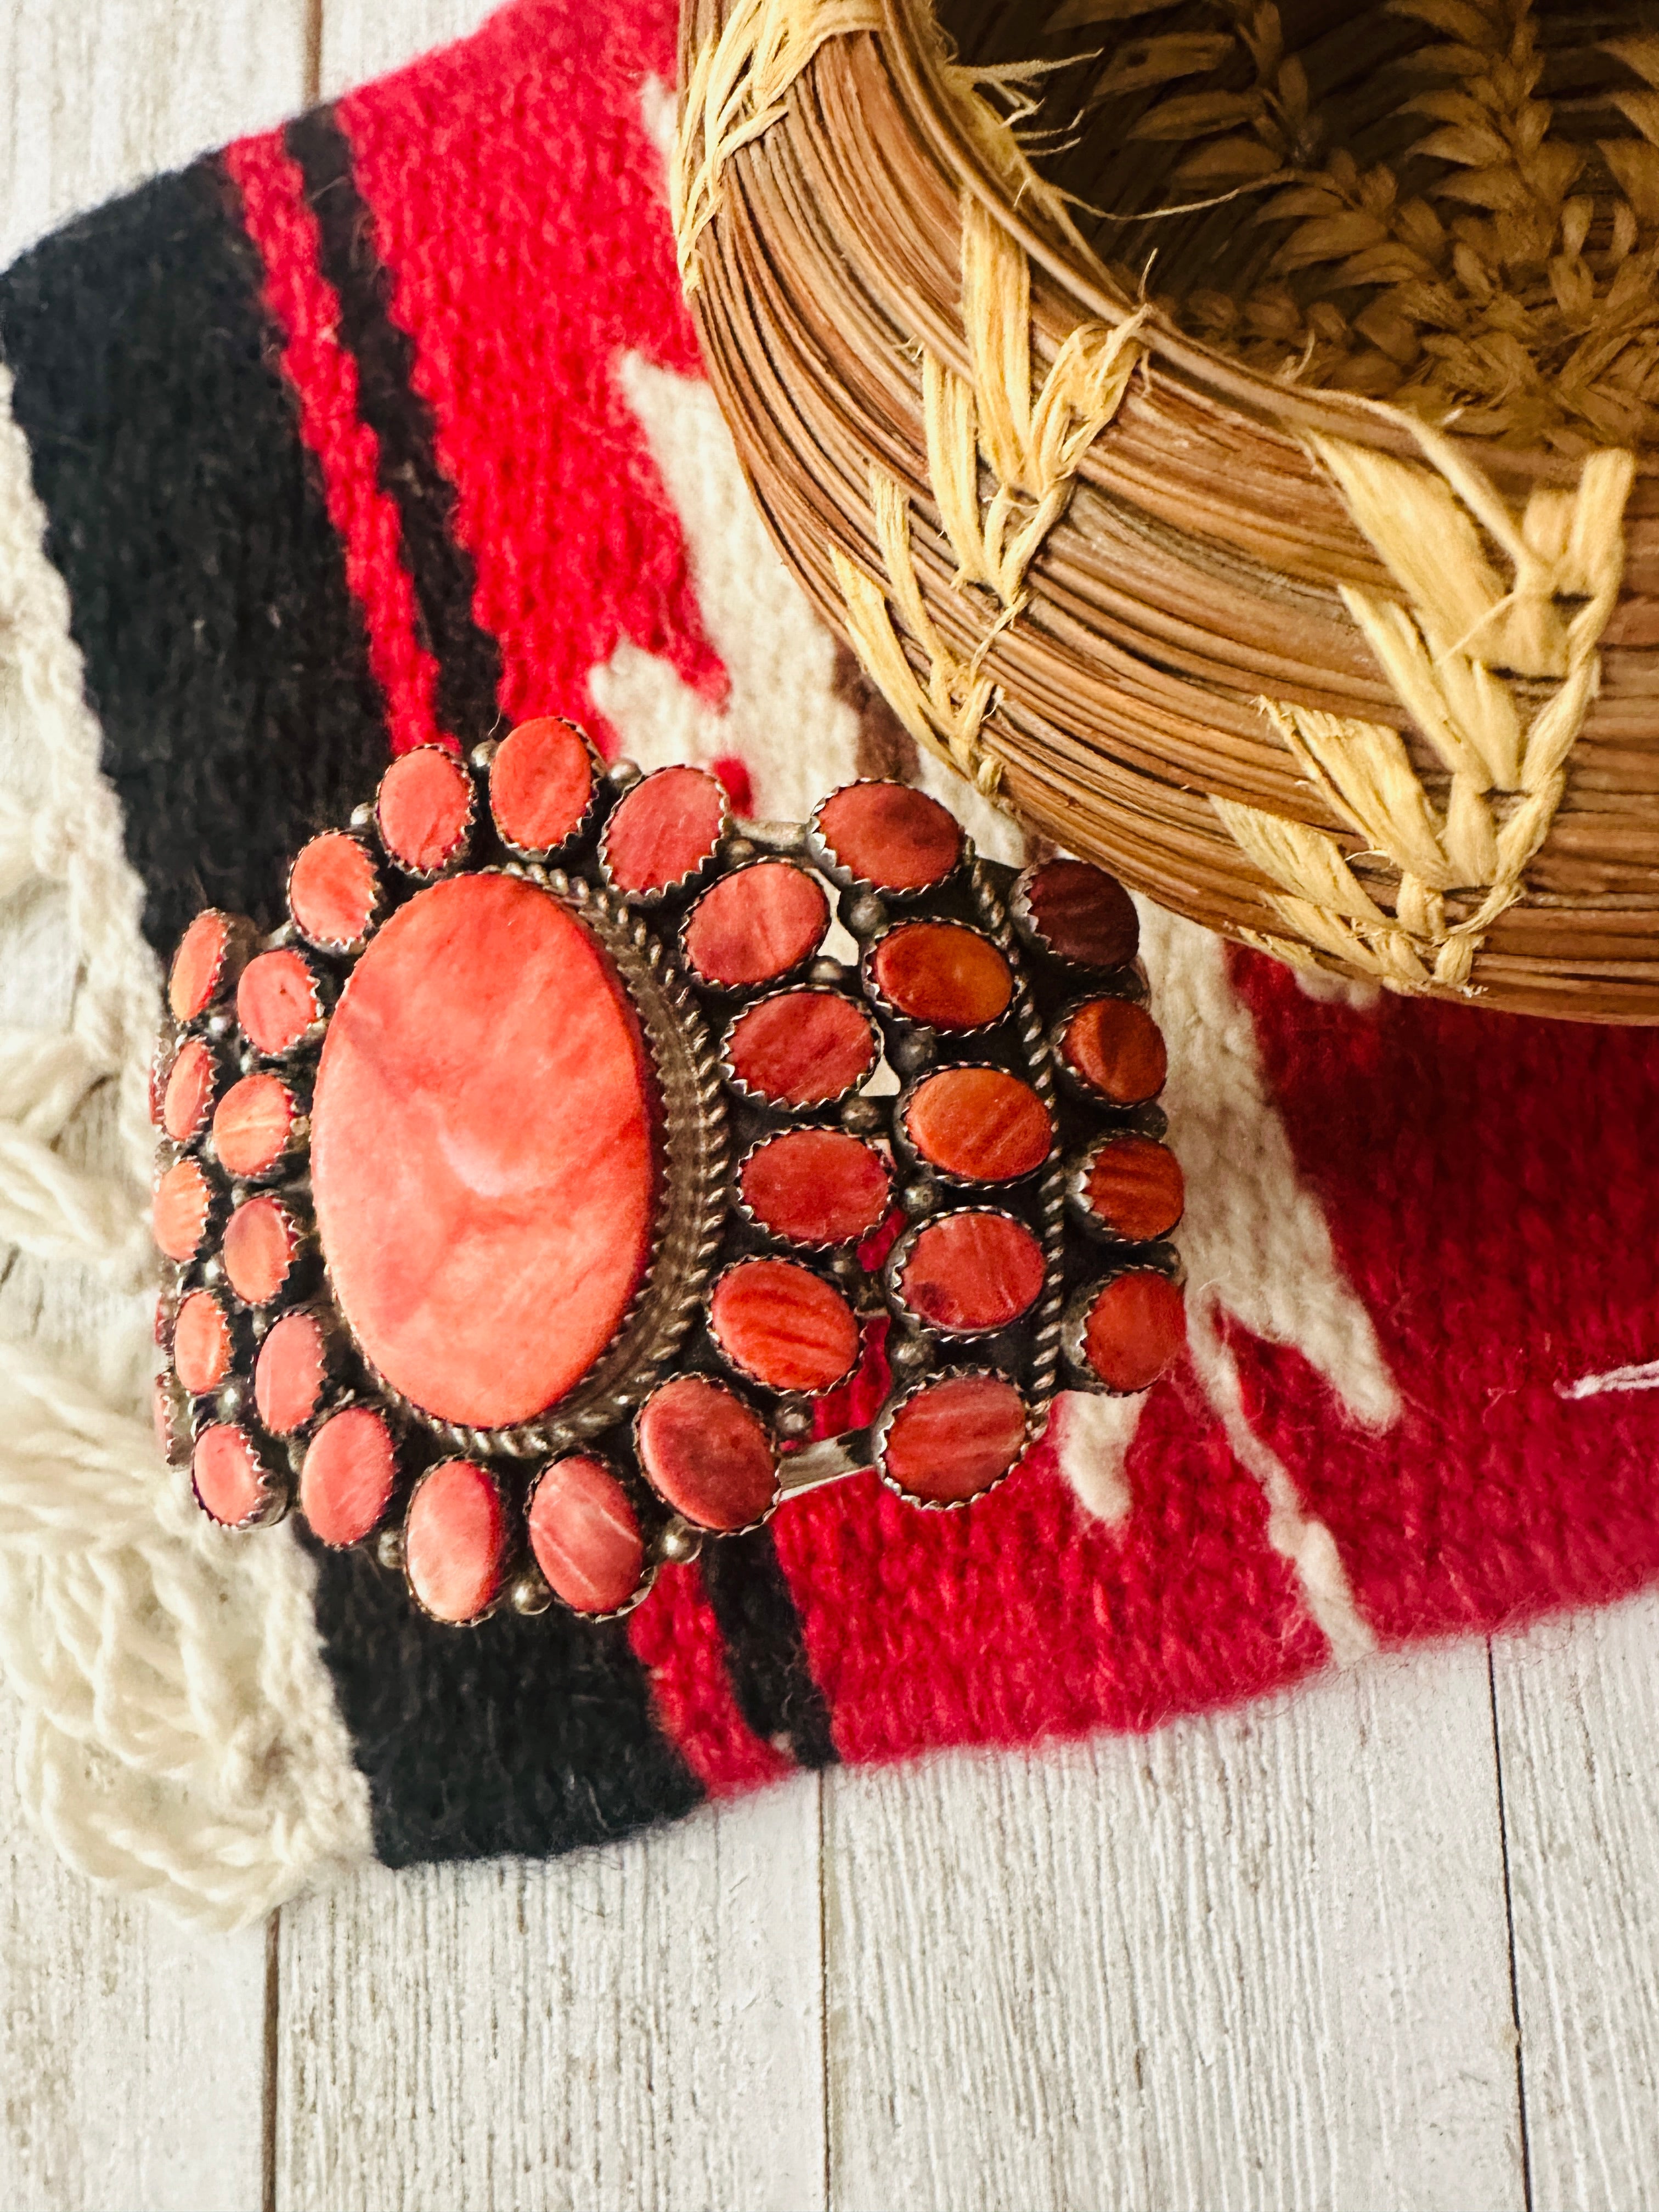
left=677, top=0, right=1659, bottom=1020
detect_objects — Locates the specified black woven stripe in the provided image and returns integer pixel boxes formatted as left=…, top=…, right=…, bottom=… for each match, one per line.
left=699, top=1528, right=839, bottom=1770
left=0, top=157, right=702, bottom=1864
left=285, top=106, right=504, bottom=747
left=0, top=160, right=391, bottom=955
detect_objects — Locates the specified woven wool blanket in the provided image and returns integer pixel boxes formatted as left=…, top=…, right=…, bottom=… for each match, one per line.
left=2, top=0, right=1658, bottom=1930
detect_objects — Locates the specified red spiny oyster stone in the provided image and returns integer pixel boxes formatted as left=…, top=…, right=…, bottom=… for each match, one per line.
left=684, top=862, right=828, bottom=988
left=168, top=909, right=236, bottom=1022
left=725, top=990, right=876, bottom=1108
left=709, top=1259, right=860, bottom=1392
left=289, top=831, right=380, bottom=950
left=904, top=1067, right=1052, bottom=1183
left=193, top=1423, right=273, bottom=1527
left=816, top=781, right=962, bottom=891
left=237, top=948, right=321, bottom=1056
left=527, top=1454, right=645, bottom=1615
left=896, top=1210, right=1046, bottom=1333
left=1020, top=859, right=1138, bottom=970
left=1081, top=1136, right=1185, bottom=1242
left=153, top=1157, right=213, bottom=1262
left=741, top=1128, right=891, bottom=1245
left=489, top=716, right=594, bottom=853
left=311, top=874, right=658, bottom=1429
left=1082, top=1271, right=1186, bottom=1392
left=213, top=1072, right=297, bottom=1179
left=871, top=923, right=1011, bottom=1031
left=255, top=1307, right=329, bottom=1434
left=602, top=764, right=725, bottom=894
left=161, top=1037, right=216, bottom=1143
left=300, top=1405, right=398, bottom=1548
left=881, top=1373, right=1029, bottom=1504
left=404, top=1458, right=507, bottom=1622
left=172, top=1289, right=233, bottom=1395
left=1060, top=997, right=1166, bottom=1105
left=223, top=1194, right=300, bottom=1306
left=636, top=1376, right=777, bottom=1531
left=376, top=744, right=473, bottom=875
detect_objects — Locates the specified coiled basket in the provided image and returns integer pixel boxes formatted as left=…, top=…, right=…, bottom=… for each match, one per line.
left=675, top=0, right=1659, bottom=1020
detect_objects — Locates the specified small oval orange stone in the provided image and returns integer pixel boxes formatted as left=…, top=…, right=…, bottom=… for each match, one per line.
left=898, top=1210, right=1046, bottom=1333
left=223, top=1194, right=299, bottom=1306
left=489, top=717, right=594, bottom=853
left=405, top=1458, right=506, bottom=1622
left=872, top=922, right=1011, bottom=1031
left=153, top=1157, right=213, bottom=1262
left=816, top=782, right=961, bottom=891
left=237, top=949, right=320, bottom=1056
left=741, top=1129, right=891, bottom=1246
left=173, top=1289, right=233, bottom=1396
left=162, top=1037, right=216, bottom=1143
left=603, top=764, right=725, bottom=894
left=290, top=831, right=380, bottom=950
left=725, top=990, right=876, bottom=1108
left=193, top=1423, right=271, bottom=1527
left=376, top=746, right=472, bottom=875
left=1060, top=998, right=1167, bottom=1105
left=213, top=1071, right=296, bottom=1178
left=527, top=1455, right=644, bottom=1616
left=905, top=1067, right=1052, bottom=1183
left=255, top=1307, right=329, bottom=1434
left=168, top=909, right=233, bottom=1021
left=710, top=1259, right=860, bottom=1392
left=1082, top=1271, right=1186, bottom=1392
left=300, top=1406, right=398, bottom=1548
left=636, top=1376, right=777, bottom=1531
left=1022, top=859, right=1138, bottom=970
left=1081, top=1136, right=1184, bottom=1242
left=684, top=862, right=827, bottom=988
left=882, top=1373, right=1029, bottom=1504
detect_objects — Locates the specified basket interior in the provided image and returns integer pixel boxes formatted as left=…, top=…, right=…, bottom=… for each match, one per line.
left=934, top=0, right=1659, bottom=452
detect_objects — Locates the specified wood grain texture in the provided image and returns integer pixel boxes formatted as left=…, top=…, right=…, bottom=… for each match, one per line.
left=274, top=1778, right=827, bottom=2211
left=1494, top=1594, right=1659, bottom=2211
left=0, top=1695, right=268, bottom=2212
left=320, top=0, right=499, bottom=98
left=823, top=1650, right=1524, bottom=2212
left=0, top=0, right=310, bottom=268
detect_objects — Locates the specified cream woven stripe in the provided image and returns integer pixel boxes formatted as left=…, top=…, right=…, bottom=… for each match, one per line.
left=1219, top=435, right=1635, bottom=994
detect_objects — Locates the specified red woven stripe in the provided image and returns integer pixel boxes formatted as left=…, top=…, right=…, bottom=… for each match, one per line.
left=626, top=1562, right=793, bottom=1797
left=221, top=133, right=447, bottom=758
left=332, top=0, right=726, bottom=748
left=771, top=1377, right=1327, bottom=1761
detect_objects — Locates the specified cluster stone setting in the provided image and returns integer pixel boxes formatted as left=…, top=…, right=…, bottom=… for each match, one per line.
left=151, top=719, right=1186, bottom=1627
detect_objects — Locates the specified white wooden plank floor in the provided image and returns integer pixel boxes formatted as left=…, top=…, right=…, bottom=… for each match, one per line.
left=3, top=4, right=1659, bottom=2207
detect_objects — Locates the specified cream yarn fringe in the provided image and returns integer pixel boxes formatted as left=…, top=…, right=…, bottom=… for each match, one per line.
left=0, top=364, right=370, bottom=1930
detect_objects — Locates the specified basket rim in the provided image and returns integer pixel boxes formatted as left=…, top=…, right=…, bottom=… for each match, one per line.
left=878, top=0, right=1649, bottom=484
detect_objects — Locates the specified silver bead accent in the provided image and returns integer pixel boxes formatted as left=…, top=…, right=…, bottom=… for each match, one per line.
left=375, top=1526, right=405, bottom=1572
left=509, top=1568, right=552, bottom=1616
left=809, top=957, right=851, bottom=988
left=206, top=1011, right=236, bottom=1042
left=470, top=739, right=499, bottom=771
left=840, top=1094, right=884, bottom=1135
left=657, top=1516, right=703, bottom=1565
left=891, top=1029, right=936, bottom=1074
left=888, top=1331, right=933, bottom=1372
left=774, top=1403, right=814, bottom=1438
left=349, top=802, right=374, bottom=831
left=609, top=759, right=643, bottom=789
left=900, top=1177, right=940, bottom=1216
left=846, top=893, right=887, bottom=937
left=723, top=837, right=756, bottom=866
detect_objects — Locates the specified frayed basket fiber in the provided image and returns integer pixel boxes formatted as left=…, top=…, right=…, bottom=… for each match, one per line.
left=675, top=0, right=1659, bottom=1020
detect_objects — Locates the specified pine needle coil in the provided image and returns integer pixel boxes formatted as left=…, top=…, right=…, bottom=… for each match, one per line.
left=676, top=0, right=1659, bottom=1020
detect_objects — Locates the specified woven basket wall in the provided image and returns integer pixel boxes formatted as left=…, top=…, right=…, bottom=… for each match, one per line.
left=674, top=0, right=1659, bottom=1022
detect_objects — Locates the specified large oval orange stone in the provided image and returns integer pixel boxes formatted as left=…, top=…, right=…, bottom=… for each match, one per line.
left=1082, top=1271, right=1186, bottom=1392
left=311, top=874, right=658, bottom=1430
left=904, top=1066, right=1052, bottom=1183
left=871, top=922, right=1011, bottom=1031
